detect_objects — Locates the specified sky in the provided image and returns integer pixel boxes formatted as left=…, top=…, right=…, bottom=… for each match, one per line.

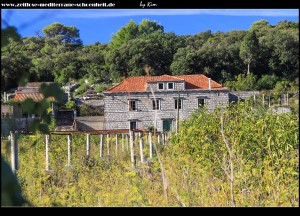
left=1, top=9, right=299, bottom=45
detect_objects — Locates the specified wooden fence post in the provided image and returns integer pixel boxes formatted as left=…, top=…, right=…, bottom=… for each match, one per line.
left=157, top=133, right=161, bottom=145
left=139, top=132, right=144, bottom=162
left=149, top=132, right=153, bottom=159
left=262, top=94, right=265, bottom=106
left=67, top=134, right=72, bottom=166
left=121, top=134, right=124, bottom=153
left=10, top=131, right=18, bottom=174
left=107, top=134, right=110, bottom=156
left=115, top=134, right=118, bottom=156
left=86, top=133, right=91, bottom=159
left=287, top=93, right=289, bottom=106
left=45, top=134, right=50, bottom=171
left=129, top=130, right=135, bottom=167
left=162, top=133, right=165, bottom=146
left=268, top=95, right=271, bottom=108
left=126, top=134, right=129, bottom=151
left=100, top=134, right=104, bottom=158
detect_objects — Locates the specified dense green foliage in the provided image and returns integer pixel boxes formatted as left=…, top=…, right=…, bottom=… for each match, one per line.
left=1, top=102, right=298, bottom=206
left=1, top=156, right=28, bottom=206
left=1, top=19, right=298, bottom=92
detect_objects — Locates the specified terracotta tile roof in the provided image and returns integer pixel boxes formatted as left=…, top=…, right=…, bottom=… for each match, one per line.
left=105, top=74, right=226, bottom=93
left=148, top=75, right=184, bottom=82
left=176, top=74, right=224, bottom=90
left=14, top=93, right=55, bottom=102
left=14, top=82, right=56, bottom=102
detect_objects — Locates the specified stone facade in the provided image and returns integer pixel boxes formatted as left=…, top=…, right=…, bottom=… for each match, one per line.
left=103, top=75, right=260, bottom=132
left=104, top=89, right=229, bottom=132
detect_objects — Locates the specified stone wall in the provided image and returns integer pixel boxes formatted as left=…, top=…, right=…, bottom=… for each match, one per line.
left=104, top=89, right=229, bottom=131
left=74, top=116, right=104, bottom=131
left=229, top=91, right=259, bottom=102
left=1, top=104, right=22, bottom=117
left=1, top=117, right=40, bottom=135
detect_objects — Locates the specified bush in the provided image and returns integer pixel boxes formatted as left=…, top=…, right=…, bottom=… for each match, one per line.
left=65, top=100, right=76, bottom=109
left=257, top=74, right=278, bottom=90
left=171, top=101, right=299, bottom=206
left=79, top=104, right=103, bottom=116
left=94, top=84, right=110, bottom=93
left=74, top=84, right=89, bottom=96
left=224, top=73, right=257, bottom=91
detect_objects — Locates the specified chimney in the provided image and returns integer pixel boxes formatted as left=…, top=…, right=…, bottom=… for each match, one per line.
left=208, top=78, right=212, bottom=90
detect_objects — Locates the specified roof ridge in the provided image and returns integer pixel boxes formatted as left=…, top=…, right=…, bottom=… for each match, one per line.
left=105, top=74, right=225, bottom=93
left=161, top=74, right=184, bottom=80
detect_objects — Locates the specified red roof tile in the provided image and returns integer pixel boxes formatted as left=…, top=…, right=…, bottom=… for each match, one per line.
left=14, top=93, right=55, bottom=102
left=176, top=74, right=224, bottom=90
left=105, top=74, right=226, bottom=93
left=14, top=82, right=56, bottom=102
left=148, top=75, right=184, bottom=82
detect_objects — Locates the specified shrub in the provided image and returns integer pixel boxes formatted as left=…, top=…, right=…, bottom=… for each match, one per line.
left=257, top=74, right=279, bottom=90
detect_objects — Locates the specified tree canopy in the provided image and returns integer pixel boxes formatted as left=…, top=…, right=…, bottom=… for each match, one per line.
left=1, top=19, right=299, bottom=92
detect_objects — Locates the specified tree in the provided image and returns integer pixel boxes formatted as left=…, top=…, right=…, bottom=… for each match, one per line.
left=249, top=19, right=271, bottom=35
left=1, top=40, right=32, bottom=91
left=77, top=43, right=108, bottom=82
left=42, top=22, right=82, bottom=46
left=1, top=26, right=20, bottom=48
left=138, top=19, right=164, bottom=35
left=225, top=73, right=257, bottom=91
left=239, top=30, right=259, bottom=75
left=187, top=30, right=212, bottom=49
left=127, top=37, right=166, bottom=76
left=256, top=74, right=279, bottom=90
left=109, top=20, right=138, bottom=49
left=171, top=46, right=201, bottom=75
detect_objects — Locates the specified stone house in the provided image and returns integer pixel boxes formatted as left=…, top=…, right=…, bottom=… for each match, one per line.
left=104, top=74, right=229, bottom=132
left=1, top=82, right=56, bottom=135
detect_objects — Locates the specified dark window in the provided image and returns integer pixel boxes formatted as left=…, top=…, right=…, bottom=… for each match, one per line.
left=152, top=99, right=160, bottom=110
left=198, top=98, right=205, bottom=107
left=129, top=100, right=137, bottom=111
left=130, top=121, right=137, bottom=130
left=163, top=119, right=173, bottom=132
left=158, top=83, right=164, bottom=90
left=168, top=82, right=174, bottom=90
left=175, top=99, right=182, bottom=109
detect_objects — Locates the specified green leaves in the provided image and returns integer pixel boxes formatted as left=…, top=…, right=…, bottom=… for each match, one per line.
left=1, top=26, right=20, bottom=48
left=172, top=101, right=299, bottom=205
left=40, top=83, right=64, bottom=102
left=240, top=30, right=260, bottom=74
left=42, top=22, right=82, bottom=46
left=1, top=156, right=28, bottom=206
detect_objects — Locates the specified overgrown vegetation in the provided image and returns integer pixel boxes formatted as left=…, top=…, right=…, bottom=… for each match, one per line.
left=1, top=102, right=298, bottom=206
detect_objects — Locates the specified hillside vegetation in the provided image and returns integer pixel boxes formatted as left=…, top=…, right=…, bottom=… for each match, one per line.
left=1, top=102, right=298, bottom=206
left=1, top=19, right=299, bottom=94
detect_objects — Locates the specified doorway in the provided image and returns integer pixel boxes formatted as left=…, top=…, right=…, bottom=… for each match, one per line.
left=162, top=119, right=173, bottom=132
